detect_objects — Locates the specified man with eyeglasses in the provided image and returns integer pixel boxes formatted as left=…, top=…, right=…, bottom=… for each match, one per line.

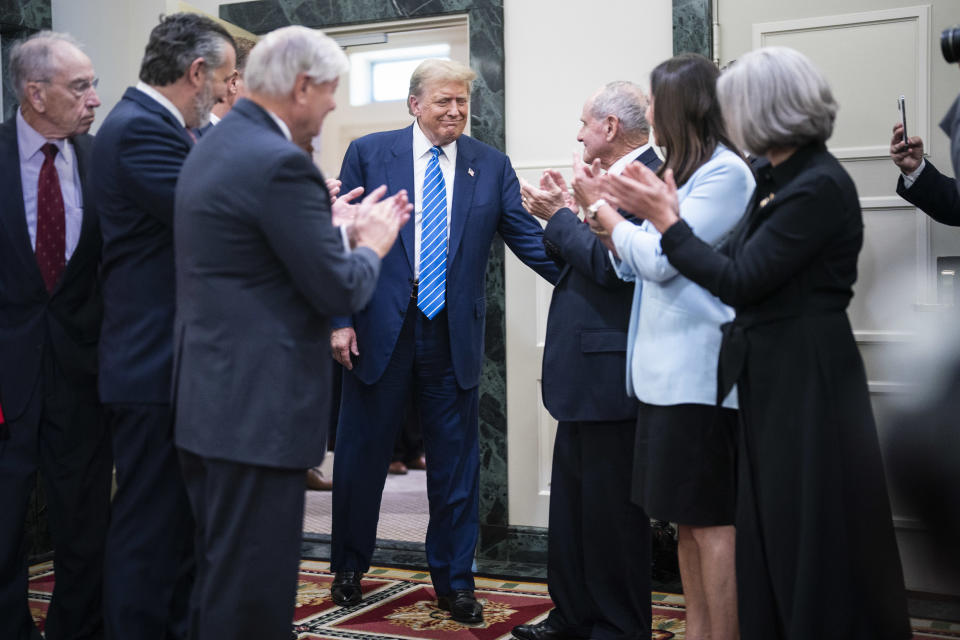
left=0, top=31, right=111, bottom=640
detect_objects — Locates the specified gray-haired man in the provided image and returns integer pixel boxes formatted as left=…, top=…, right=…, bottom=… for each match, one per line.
left=0, top=30, right=109, bottom=640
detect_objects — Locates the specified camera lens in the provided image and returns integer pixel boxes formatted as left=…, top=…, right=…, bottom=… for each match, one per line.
left=943, top=26, right=960, bottom=64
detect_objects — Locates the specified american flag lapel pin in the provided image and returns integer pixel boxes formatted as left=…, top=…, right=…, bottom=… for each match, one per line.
left=468, top=168, right=475, bottom=177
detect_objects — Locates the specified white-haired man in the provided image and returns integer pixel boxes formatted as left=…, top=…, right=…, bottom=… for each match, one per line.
left=0, top=31, right=110, bottom=640
left=513, top=82, right=660, bottom=640
left=172, top=25, right=409, bottom=638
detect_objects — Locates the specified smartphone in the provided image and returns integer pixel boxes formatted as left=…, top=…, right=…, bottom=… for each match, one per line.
left=898, top=95, right=909, bottom=147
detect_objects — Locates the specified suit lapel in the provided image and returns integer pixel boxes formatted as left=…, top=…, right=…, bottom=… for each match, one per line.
left=124, top=87, right=195, bottom=147
left=448, top=136, right=477, bottom=263
left=638, top=146, right=661, bottom=170
left=0, top=118, right=46, bottom=291
left=55, top=134, right=96, bottom=292
left=389, top=127, right=416, bottom=272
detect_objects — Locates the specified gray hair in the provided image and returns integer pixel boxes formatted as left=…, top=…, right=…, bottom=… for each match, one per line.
left=139, top=13, right=235, bottom=87
left=244, top=26, right=347, bottom=97
left=589, top=81, right=651, bottom=140
left=407, top=59, right=476, bottom=115
left=717, top=46, right=837, bottom=155
left=10, top=31, right=84, bottom=102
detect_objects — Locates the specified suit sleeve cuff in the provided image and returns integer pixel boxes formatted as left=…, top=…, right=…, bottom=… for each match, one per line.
left=659, top=218, right=694, bottom=253
left=901, top=158, right=926, bottom=189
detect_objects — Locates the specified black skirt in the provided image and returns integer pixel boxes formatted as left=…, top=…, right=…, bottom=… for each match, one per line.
left=631, top=401, right=738, bottom=526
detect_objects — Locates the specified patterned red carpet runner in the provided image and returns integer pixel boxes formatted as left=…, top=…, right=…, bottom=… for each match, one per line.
left=27, top=559, right=959, bottom=638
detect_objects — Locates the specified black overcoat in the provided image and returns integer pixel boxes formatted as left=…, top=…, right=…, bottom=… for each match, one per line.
left=660, top=144, right=911, bottom=640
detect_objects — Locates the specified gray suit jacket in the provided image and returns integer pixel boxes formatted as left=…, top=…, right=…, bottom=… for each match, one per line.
left=172, top=99, right=381, bottom=469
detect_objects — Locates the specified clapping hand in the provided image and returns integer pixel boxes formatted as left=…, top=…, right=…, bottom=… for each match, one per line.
left=605, top=163, right=680, bottom=233
left=331, top=185, right=366, bottom=226
left=352, top=188, right=412, bottom=258
left=571, top=154, right=606, bottom=211
left=326, top=178, right=342, bottom=202
left=519, top=169, right=573, bottom=221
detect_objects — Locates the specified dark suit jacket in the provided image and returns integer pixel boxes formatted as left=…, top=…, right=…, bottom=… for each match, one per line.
left=541, top=147, right=661, bottom=423
left=0, top=117, right=101, bottom=424
left=172, top=99, right=382, bottom=469
left=336, top=125, right=560, bottom=389
left=896, top=160, right=960, bottom=226
left=91, top=87, right=195, bottom=404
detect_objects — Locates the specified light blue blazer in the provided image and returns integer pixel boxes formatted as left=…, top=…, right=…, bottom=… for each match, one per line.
left=611, top=144, right=755, bottom=409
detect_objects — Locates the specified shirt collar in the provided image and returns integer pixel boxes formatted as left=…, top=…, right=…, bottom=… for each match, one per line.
left=413, top=119, right=457, bottom=164
left=208, top=112, right=221, bottom=126
left=608, top=143, right=653, bottom=177
left=16, top=107, right=70, bottom=164
left=263, top=108, right=292, bottom=141
left=136, top=81, right=186, bottom=128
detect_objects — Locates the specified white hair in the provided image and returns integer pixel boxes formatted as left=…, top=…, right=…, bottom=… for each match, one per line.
left=10, top=31, right=84, bottom=102
left=244, top=25, right=347, bottom=97
left=590, top=81, right=650, bottom=140
left=717, top=46, right=837, bottom=155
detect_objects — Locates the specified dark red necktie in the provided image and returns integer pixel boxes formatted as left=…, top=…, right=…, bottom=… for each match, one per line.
left=35, top=143, right=66, bottom=293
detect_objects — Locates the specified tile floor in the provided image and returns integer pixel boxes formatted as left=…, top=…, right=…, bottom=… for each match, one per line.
left=303, top=453, right=429, bottom=543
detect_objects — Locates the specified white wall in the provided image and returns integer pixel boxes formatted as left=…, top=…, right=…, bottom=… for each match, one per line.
left=503, top=0, right=672, bottom=166
left=51, top=0, right=232, bottom=133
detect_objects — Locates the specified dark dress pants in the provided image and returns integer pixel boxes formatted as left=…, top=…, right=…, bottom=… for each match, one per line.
left=332, top=304, right=479, bottom=595
left=546, top=420, right=651, bottom=640
left=179, top=450, right=305, bottom=640
left=0, top=356, right=111, bottom=640
left=102, top=403, right=194, bottom=640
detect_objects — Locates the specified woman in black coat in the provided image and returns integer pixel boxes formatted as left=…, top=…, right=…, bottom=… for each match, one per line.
left=594, top=46, right=911, bottom=639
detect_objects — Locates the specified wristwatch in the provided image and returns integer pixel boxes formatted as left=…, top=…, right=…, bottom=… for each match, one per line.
left=586, top=198, right=607, bottom=220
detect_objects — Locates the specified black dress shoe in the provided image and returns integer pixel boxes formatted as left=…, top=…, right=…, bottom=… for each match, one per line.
left=330, top=571, right=363, bottom=607
left=512, top=618, right=579, bottom=640
left=437, top=589, right=483, bottom=624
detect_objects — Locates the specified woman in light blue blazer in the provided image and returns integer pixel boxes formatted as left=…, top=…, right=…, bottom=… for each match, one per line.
left=574, top=54, right=755, bottom=640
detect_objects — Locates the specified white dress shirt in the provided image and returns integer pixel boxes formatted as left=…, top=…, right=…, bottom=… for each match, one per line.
left=16, top=108, right=84, bottom=260
left=412, top=120, right=456, bottom=279
left=608, top=143, right=653, bottom=177
left=136, top=81, right=187, bottom=127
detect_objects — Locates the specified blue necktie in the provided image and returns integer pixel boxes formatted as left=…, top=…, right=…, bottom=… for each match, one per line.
left=418, top=146, right=447, bottom=319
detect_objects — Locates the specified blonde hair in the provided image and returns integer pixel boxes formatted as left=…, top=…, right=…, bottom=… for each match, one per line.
left=407, top=58, right=476, bottom=115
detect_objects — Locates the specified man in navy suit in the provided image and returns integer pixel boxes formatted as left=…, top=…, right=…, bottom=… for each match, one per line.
left=329, top=59, right=560, bottom=622
left=513, top=82, right=660, bottom=640
left=88, top=14, right=235, bottom=638
left=0, top=31, right=111, bottom=640
left=173, top=26, right=409, bottom=638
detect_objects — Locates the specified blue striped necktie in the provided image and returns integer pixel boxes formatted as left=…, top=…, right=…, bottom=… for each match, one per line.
left=418, top=146, right=447, bottom=319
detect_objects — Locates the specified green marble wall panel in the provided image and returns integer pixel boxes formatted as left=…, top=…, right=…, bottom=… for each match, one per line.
left=220, top=0, right=511, bottom=560
left=673, top=0, right=711, bottom=58
left=1, top=0, right=51, bottom=121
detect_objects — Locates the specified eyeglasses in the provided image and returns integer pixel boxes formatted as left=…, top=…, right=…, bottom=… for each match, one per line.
left=38, top=77, right=99, bottom=99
